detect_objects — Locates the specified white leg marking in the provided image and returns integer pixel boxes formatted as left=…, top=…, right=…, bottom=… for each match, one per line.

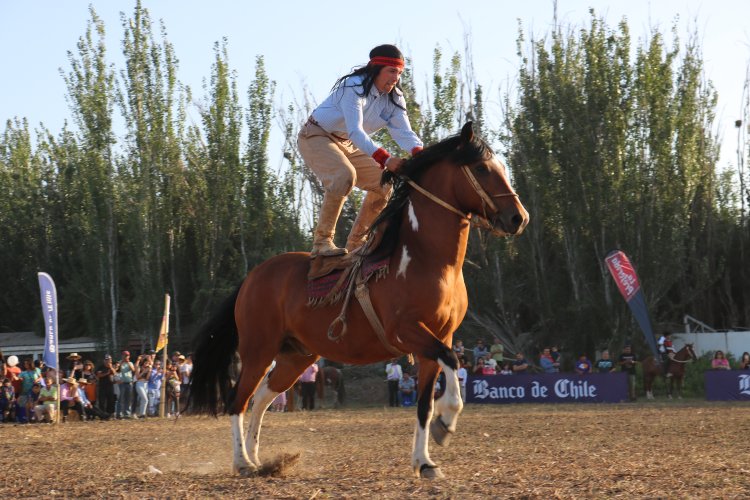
left=397, top=245, right=411, bottom=279
left=436, top=359, right=463, bottom=432
left=245, top=376, right=279, bottom=467
left=408, top=201, right=419, bottom=232
left=231, top=413, right=254, bottom=473
left=412, top=403, right=436, bottom=473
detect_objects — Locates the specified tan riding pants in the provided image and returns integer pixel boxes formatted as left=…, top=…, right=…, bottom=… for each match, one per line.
left=297, top=122, right=392, bottom=199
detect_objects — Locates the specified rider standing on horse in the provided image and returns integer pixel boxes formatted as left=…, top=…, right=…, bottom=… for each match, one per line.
left=298, top=44, right=423, bottom=258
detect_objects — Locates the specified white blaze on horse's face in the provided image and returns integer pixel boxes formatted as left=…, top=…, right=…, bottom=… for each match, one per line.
left=407, top=201, right=419, bottom=232
left=397, top=245, right=411, bottom=279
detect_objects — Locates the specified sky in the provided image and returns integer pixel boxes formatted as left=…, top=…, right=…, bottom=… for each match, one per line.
left=1, top=0, right=749, bottom=173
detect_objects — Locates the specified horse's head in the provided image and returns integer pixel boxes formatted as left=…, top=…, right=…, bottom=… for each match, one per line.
left=685, top=343, right=698, bottom=361
left=451, top=123, right=529, bottom=236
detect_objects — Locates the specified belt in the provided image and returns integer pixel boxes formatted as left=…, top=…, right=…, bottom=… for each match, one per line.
left=305, top=116, right=348, bottom=142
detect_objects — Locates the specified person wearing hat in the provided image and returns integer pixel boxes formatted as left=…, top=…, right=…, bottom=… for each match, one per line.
left=76, top=378, right=110, bottom=420
left=65, top=352, right=84, bottom=380
left=60, top=377, right=84, bottom=422
left=298, top=44, right=423, bottom=258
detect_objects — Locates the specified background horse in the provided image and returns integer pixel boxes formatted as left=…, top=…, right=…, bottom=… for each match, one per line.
left=317, top=365, right=345, bottom=408
left=643, top=344, right=697, bottom=399
left=189, top=122, right=528, bottom=479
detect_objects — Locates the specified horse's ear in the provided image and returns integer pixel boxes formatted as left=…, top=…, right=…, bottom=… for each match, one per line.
left=459, top=122, right=474, bottom=146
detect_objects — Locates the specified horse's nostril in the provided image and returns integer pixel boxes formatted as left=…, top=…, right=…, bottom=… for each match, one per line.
left=511, top=214, right=523, bottom=230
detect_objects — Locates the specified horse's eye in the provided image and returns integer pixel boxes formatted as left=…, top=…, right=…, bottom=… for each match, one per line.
left=474, top=163, right=490, bottom=175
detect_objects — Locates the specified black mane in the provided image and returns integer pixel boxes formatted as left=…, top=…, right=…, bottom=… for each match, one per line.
left=366, top=130, right=494, bottom=258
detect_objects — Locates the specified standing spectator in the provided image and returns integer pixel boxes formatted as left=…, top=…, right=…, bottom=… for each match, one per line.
left=512, top=352, right=529, bottom=374
left=81, top=360, right=97, bottom=408
left=4, top=355, right=21, bottom=398
left=618, top=344, right=638, bottom=401
left=398, top=372, right=416, bottom=406
left=179, top=353, right=193, bottom=406
left=300, top=363, right=319, bottom=410
left=117, top=351, right=135, bottom=419
left=739, top=352, right=750, bottom=370
left=595, top=350, right=615, bottom=373
left=65, top=353, right=83, bottom=379
left=271, top=391, right=287, bottom=412
left=490, top=338, right=505, bottom=366
left=134, top=354, right=152, bottom=418
left=95, top=355, right=116, bottom=418
left=165, top=361, right=181, bottom=417
left=457, top=360, right=468, bottom=402
left=34, top=373, right=58, bottom=423
left=0, top=378, right=15, bottom=422
left=385, top=359, right=402, bottom=407
left=473, top=340, right=489, bottom=365
left=550, top=346, right=561, bottom=367
left=539, top=348, right=558, bottom=373
left=17, top=358, right=41, bottom=423
left=453, top=340, right=465, bottom=362
left=711, top=351, right=731, bottom=370
left=575, top=354, right=593, bottom=375
left=147, top=360, right=164, bottom=416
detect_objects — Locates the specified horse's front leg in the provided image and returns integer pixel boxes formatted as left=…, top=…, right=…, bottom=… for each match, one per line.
left=412, top=357, right=443, bottom=479
left=431, top=356, right=463, bottom=447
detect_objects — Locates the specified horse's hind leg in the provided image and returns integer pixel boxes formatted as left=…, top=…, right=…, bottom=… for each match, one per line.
left=245, top=351, right=319, bottom=467
left=229, top=348, right=277, bottom=476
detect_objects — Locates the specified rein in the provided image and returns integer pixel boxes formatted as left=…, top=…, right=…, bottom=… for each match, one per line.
left=404, top=164, right=518, bottom=229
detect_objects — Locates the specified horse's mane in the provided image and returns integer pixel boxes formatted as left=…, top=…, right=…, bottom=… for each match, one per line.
left=367, top=130, right=493, bottom=258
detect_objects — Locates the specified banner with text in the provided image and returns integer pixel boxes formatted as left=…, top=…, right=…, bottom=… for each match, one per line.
left=467, top=373, right=628, bottom=404
left=37, top=272, right=59, bottom=370
left=704, top=370, right=750, bottom=401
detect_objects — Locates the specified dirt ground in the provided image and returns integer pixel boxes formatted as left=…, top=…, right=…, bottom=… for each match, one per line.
left=4, top=401, right=750, bottom=499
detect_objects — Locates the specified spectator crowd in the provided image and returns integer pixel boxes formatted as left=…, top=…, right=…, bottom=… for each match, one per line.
left=0, top=349, right=193, bottom=424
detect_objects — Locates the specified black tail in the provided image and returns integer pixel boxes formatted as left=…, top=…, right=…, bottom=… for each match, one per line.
left=188, top=286, right=241, bottom=416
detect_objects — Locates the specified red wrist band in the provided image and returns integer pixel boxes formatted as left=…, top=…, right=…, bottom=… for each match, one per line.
left=411, top=146, right=423, bottom=156
left=372, top=148, right=391, bottom=169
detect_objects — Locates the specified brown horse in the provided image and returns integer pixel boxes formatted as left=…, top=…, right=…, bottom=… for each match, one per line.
left=189, top=122, right=529, bottom=478
left=643, top=344, right=697, bottom=399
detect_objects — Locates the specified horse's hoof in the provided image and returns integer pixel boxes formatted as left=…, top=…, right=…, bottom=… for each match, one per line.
left=235, top=465, right=259, bottom=477
left=430, top=417, right=453, bottom=447
left=418, top=464, right=445, bottom=479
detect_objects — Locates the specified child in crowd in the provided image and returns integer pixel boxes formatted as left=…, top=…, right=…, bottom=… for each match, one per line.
left=500, top=363, right=513, bottom=375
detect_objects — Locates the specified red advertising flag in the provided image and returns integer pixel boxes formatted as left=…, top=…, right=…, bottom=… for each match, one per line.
left=605, top=250, right=640, bottom=302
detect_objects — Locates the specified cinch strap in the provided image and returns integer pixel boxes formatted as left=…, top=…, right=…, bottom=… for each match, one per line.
left=370, top=56, right=404, bottom=69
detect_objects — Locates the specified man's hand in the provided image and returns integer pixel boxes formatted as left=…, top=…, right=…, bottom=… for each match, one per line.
left=385, top=157, right=405, bottom=173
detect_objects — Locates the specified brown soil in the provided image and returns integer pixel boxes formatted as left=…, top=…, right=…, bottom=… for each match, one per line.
left=4, top=402, right=750, bottom=498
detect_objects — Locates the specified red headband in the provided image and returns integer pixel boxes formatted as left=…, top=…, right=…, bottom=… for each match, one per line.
left=369, top=56, right=404, bottom=69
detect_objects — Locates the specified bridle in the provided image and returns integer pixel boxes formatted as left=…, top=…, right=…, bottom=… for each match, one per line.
left=403, top=162, right=519, bottom=230
left=668, top=346, right=696, bottom=364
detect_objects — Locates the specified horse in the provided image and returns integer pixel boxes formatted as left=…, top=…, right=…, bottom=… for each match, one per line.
left=642, top=344, right=697, bottom=399
left=189, top=122, right=529, bottom=479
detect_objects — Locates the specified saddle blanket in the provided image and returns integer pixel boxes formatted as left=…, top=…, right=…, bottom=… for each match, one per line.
left=307, top=256, right=389, bottom=306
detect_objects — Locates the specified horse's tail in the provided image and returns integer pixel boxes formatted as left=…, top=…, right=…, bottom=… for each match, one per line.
left=188, top=286, right=241, bottom=416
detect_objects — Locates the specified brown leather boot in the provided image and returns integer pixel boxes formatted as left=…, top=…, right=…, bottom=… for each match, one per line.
left=345, top=192, right=389, bottom=253
left=311, top=193, right=348, bottom=258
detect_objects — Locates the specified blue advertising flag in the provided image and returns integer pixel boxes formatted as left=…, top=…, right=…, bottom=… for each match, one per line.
left=605, top=250, right=660, bottom=359
left=37, top=272, right=59, bottom=370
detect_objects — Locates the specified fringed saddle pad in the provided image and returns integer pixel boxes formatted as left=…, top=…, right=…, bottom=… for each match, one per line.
left=307, top=255, right=389, bottom=307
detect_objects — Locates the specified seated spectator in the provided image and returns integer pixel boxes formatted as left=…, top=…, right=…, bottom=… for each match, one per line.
left=575, top=354, right=592, bottom=375
left=473, top=358, right=487, bottom=374
left=399, top=372, right=416, bottom=406
left=512, top=353, right=529, bottom=374
left=500, top=363, right=513, bottom=375
left=77, top=379, right=110, bottom=420
left=473, top=340, right=489, bottom=365
left=481, top=357, right=496, bottom=375
left=26, top=383, right=42, bottom=422
left=739, top=352, right=750, bottom=370
left=35, top=374, right=58, bottom=423
left=539, top=348, right=559, bottom=373
left=0, top=377, right=16, bottom=422
left=711, top=351, right=731, bottom=370
left=595, top=350, right=615, bottom=373
left=453, top=340, right=465, bottom=362
left=60, top=377, right=85, bottom=422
